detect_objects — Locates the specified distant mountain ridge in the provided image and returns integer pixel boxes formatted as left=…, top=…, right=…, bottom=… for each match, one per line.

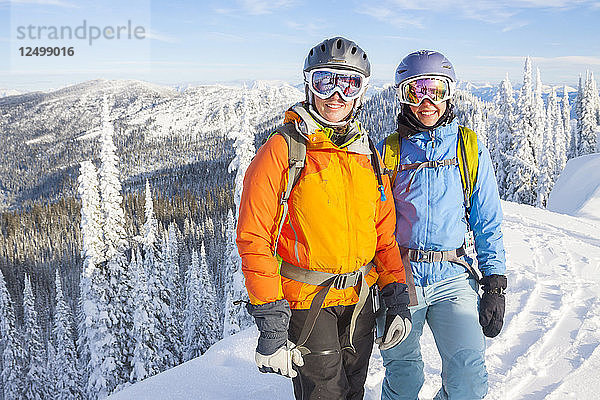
left=0, top=79, right=304, bottom=211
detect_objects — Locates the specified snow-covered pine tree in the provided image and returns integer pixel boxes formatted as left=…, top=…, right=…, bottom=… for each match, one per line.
left=577, top=72, right=599, bottom=155
left=166, top=222, right=183, bottom=365
left=506, top=57, right=538, bottom=205
left=0, top=271, right=22, bottom=400
left=47, top=341, right=58, bottom=400
left=223, top=93, right=255, bottom=336
left=197, top=243, right=220, bottom=352
left=143, top=180, right=158, bottom=251
left=473, top=97, right=489, bottom=146
left=570, top=75, right=584, bottom=158
left=533, top=68, right=546, bottom=165
left=98, top=97, right=133, bottom=389
left=153, top=232, right=178, bottom=371
left=99, top=98, right=127, bottom=261
left=139, top=180, right=170, bottom=376
left=202, top=216, right=215, bottom=285
left=592, top=73, right=600, bottom=128
left=184, top=248, right=202, bottom=361
left=77, top=159, right=123, bottom=399
left=22, top=275, right=48, bottom=400
left=551, top=88, right=567, bottom=180
left=130, top=248, right=160, bottom=382
left=77, top=161, right=105, bottom=269
left=52, top=270, right=83, bottom=399
left=492, top=74, right=517, bottom=198
left=562, top=85, right=572, bottom=160
left=537, top=87, right=559, bottom=207
left=457, top=90, right=489, bottom=147
left=76, top=160, right=104, bottom=380
left=184, top=244, right=220, bottom=360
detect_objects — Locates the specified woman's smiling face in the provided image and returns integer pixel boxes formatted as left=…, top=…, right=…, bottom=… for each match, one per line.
left=313, top=92, right=354, bottom=123
left=409, top=99, right=447, bottom=127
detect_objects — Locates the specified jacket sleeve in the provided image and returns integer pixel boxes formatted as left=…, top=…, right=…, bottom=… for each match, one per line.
left=236, top=134, right=288, bottom=305
left=372, top=151, right=407, bottom=288
left=468, top=141, right=507, bottom=277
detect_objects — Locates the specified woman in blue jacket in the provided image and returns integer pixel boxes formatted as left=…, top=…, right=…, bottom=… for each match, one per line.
left=376, top=50, right=507, bottom=399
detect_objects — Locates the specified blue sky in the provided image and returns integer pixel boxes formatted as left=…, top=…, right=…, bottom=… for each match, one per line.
left=1, top=0, right=599, bottom=90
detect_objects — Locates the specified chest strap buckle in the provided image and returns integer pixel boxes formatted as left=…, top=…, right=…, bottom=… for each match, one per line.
left=333, top=270, right=361, bottom=290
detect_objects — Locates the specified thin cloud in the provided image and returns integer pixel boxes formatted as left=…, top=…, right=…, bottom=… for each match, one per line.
left=477, top=55, right=600, bottom=66
left=361, top=0, right=596, bottom=27
left=5, top=0, right=78, bottom=8
left=359, top=5, right=424, bottom=28
left=501, top=20, right=530, bottom=32
left=145, top=30, right=179, bottom=44
left=284, top=20, right=324, bottom=37
left=382, top=34, right=426, bottom=41
left=238, top=0, right=295, bottom=15
left=205, top=31, right=247, bottom=42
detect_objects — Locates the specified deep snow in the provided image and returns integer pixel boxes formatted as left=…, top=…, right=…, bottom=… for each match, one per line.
left=548, top=153, right=600, bottom=222
left=108, top=156, right=600, bottom=400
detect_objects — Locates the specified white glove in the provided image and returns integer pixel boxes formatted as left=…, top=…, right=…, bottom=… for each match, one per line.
left=255, top=340, right=304, bottom=378
left=375, top=315, right=412, bottom=351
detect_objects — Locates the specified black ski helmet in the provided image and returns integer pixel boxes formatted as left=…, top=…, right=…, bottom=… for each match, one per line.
left=302, top=37, right=371, bottom=126
left=303, top=37, right=371, bottom=77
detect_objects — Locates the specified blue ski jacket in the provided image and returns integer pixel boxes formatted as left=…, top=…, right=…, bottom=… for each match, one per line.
left=376, top=119, right=506, bottom=286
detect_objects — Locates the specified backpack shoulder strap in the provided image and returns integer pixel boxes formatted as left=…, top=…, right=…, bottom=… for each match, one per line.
left=367, top=136, right=387, bottom=202
left=276, top=122, right=306, bottom=192
left=382, top=131, right=402, bottom=187
left=457, top=125, right=479, bottom=212
left=272, top=122, right=306, bottom=255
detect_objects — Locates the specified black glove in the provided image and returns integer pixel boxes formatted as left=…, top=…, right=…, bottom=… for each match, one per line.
left=246, top=299, right=291, bottom=355
left=246, top=299, right=304, bottom=378
left=479, top=274, right=507, bottom=338
left=376, top=282, right=412, bottom=350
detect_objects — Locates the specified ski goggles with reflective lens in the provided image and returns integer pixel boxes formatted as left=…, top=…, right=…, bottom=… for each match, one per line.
left=304, top=68, right=368, bottom=101
left=397, top=76, right=455, bottom=106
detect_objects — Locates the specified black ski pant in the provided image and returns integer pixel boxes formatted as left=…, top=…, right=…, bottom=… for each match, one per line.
left=288, top=292, right=375, bottom=400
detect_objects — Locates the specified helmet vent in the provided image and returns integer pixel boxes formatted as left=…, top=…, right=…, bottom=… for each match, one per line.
left=310, top=49, right=314, bottom=56
left=336, top=39, right=342, bottom=49
left=321, top=44, right=326, bottom=52
left=351, top=47, right=357, bottom=54
left=363, top=54, right=367, bottom=60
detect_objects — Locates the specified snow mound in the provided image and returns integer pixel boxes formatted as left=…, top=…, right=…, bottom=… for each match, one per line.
left=109, top=201, right=600, bottom=400
left=547, top=153, right=600, bottom=222
left=107, top=326, right=294, bottom=400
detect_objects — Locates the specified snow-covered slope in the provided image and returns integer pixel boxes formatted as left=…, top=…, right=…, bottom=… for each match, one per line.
left=0, top=89, right=23, bottom=98
left=547, top=153, right=600, bottom=222
left=107, top=200, right=600, bottom=400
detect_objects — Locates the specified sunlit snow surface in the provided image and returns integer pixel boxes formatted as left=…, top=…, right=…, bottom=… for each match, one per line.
left=548, top=153, right=600, bottom=223
left=109, top=194, right=600, bottom=399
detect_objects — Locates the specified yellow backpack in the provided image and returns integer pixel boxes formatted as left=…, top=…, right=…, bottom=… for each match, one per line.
left=381, top=126, right=479, bottom=212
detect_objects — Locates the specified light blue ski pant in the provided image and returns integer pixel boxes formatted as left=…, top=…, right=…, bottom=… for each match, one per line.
left=381, top=273, right=487, bottom=400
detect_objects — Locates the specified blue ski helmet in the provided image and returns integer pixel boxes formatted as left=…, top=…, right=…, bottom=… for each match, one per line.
left=394, top=50, right=456, bottom=87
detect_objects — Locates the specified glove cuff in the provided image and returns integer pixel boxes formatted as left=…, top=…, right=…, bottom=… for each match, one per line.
left=247, top=299, right=291, bottom=356
left=381, top=282, right=410, bottom=316
left=257, top=331, right=288, bottom=356
left=481, top=274, right=507, bottom=294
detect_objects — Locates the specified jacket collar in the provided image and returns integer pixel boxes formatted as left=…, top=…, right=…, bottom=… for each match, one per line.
left=284, top=103, right=371, bottom=155
left=408, top=119, right=459, bottom=142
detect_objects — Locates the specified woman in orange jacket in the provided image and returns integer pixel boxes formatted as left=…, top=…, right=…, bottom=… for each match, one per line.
left=236, top=37, right=412, bottom=400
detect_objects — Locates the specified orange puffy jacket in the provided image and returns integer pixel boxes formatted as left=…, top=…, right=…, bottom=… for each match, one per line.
left=236, top=103, right=406, bottom=309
